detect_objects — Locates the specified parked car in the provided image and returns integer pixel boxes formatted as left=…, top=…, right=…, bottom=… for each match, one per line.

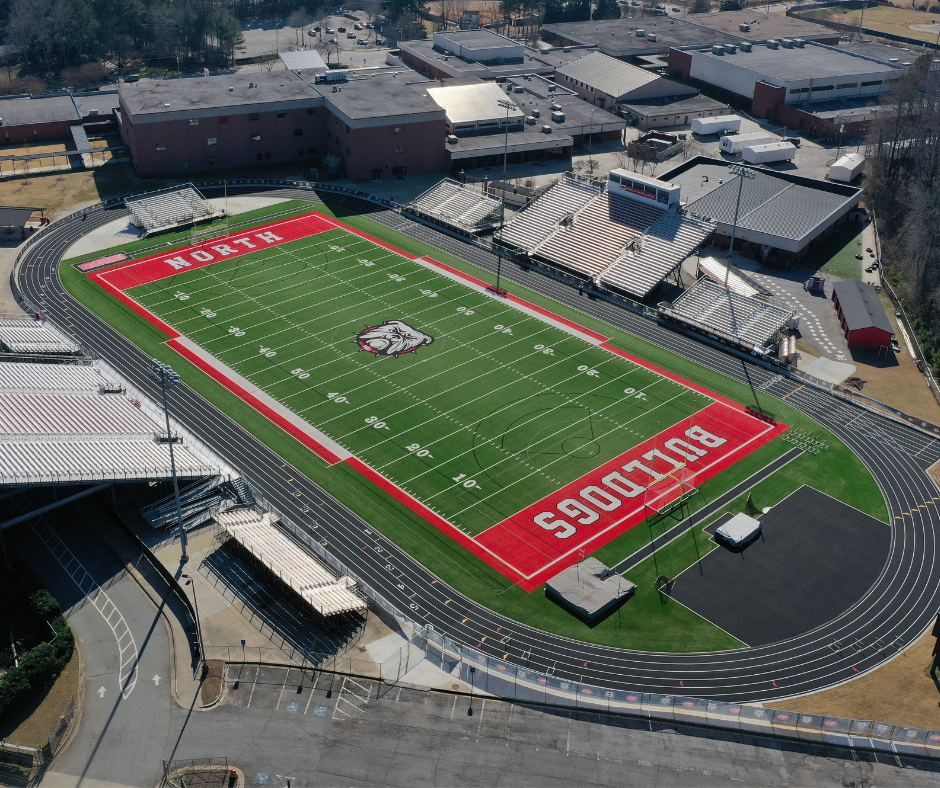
left=357, top=38, right=368, bottom=45
left=366, top=22, right=374, bottom=28
left=374, top=38, right=384, bottom=46
left=782, top=137, right=801, bottom=146
left=338, top=26, right=346, bottom=32
left=326, top=27, right=334, bottom=34
left=347, top=31, right=356, bottom=38
left=354, top=22, right=363, bottom=29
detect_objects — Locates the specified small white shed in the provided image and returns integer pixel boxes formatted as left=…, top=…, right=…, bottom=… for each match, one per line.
left=828, top=152, right=865, bottom=183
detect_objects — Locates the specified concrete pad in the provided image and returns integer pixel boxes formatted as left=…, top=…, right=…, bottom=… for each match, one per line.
left=364, top=631, right=409, bottom=665
left=800, top=355, right=856, bottom=385
left=207, top=194, right=291, bottom=214
left=63, top=215, right=141, bottom=260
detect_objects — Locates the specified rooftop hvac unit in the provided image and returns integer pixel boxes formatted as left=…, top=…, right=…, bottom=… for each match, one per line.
left=551, top=102, right=562, bottom=111
left=647, top=33, right=657, bottom=42
left=780, top=39, right=793, bottom=48
left=563, top=46, right=571, bottom=52
left=551, top=110, right=565, bottom=122
left=542, top=124, right=553, bottom=133
left=446, top=134, right=458, bottom=144
left=636, top=29, right=646, bottom=37
left=514, top=85, right=525, bottom=93
left=739, top=23, right=751, bottom=32
left=526, top=115, right=537, bottom=125
left=766, top=39, right=779, bottom=49
left=532, top=108, right=541, bottom=117
left=889, top=57, right=899, bottom=62
left=739, top=41, right=752, bottom=52
left=712, top=45, right=725, bottom=55
left=724, top=43, right=737, bottom=54
left=793, top=38, right=805, bottom=47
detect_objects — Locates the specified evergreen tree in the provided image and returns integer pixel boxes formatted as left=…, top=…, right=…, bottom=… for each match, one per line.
left=564, top=0, right=591, bottom=22
left=543, top=0, right=565, bottom=24
left=593, top=0, right=621, bottom=20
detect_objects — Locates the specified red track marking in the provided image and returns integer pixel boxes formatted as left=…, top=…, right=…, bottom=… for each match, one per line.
left=475, top=402, right=786, bottom=590
left=94, top=213, right=335, bottom=291
left=167, top=338, right=343, bottom=465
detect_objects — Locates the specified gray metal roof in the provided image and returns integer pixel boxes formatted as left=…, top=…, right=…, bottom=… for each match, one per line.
left=832, top=279, right=894, bottom=336
left=279, top=50, right=327, bottom=72
left=436, top=29, right=518, bottom=50
left=427, top=82, right=525, bottom=124
left=673, top=160, right=859, bottom=244
left=0, top=206, right=39, bottom=227
left=556, top=52, right=659, bottom=99
left=600, top=210, right=715, bottom=299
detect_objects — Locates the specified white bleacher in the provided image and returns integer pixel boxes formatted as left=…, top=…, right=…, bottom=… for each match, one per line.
left=697, top=256, right=766, bottom=299
left=600, top=211, right=715, bottom=300
left=410, top=179, right=502, bottom=231
left=0, top=392, right=157, bottom=437
left=0, top=361, right=105, bottom=392
left=125, top=184, right=222, bottom=236
left=500, top=177, right=602, bottom=251
left=666, top=278, right=793, bottom=347
left=0, top=439, right=214, bottom=484
left=532, top=193, right=650, bottom=279
left=0, top=320, right=80, bottom=354
left=217, top=508, right=367, bottom=617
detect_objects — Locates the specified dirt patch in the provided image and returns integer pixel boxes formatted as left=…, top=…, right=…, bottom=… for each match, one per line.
left=0, top=644, right=80, bottom=748
left=200, top=659, right=226, bottom=706
left=784, top=628, right=940, bottom=730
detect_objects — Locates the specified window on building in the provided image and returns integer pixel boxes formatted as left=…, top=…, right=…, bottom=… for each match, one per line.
left=223, top=157, right=228, bottom=164
left=393, top=165, right=407, bottom=177
left=345, top=124, right=350, bottom=133
left=277, top=110, right=287, bottom=118
left=298, top=150, right=304, bottom=156
left=257, top=153, right=263, bottom=161
left=836, top=83, right=858, bottom=90
left=248, top=112, right=259, bottom=121
left=394, top=145, right=404, bottom=154
left=789, top=87, right=809, bottom=94
left=346, top=146, right=351, bottom=154
left=265, top=151, right=271, bottom=159
left=156, top=142, right=167, bottom=150
left=219, top=116, right=229, bottom=124
left=251, top=134, right=261, bottom=141
left=306, top=108, right=316, bottom=115
left=308, top=146, right=318, bottom=155
left=810, top=85, right=834, bottom=92
left=294, top=128, right=303, bottom=136
left=207, top=137, right=217, bottom=146
left=208, top=158, right=214, bottom=165
left=371, top=168, right=382, bottom=180
left=394, top=125, right=404, bottom=133
left=189, top=119, right=199, bottom=126
left=861, top=80, right=882, bottom=87
left=183, top=161, right=189, bottom=168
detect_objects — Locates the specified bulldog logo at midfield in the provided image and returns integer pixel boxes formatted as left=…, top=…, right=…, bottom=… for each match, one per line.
left=355, top=320, right=435, bottom=358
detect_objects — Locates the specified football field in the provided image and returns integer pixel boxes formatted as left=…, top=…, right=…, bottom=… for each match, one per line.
left=89, top=211, right=786, bottom=589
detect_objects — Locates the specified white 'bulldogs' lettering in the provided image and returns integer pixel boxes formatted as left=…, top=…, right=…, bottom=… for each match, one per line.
left=531, top=427, right=726, bottom=538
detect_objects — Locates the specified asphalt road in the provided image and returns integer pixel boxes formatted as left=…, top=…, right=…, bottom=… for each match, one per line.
left=14, top=186, right=940, bottom=705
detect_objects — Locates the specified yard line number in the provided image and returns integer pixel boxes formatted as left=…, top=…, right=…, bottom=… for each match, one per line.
left=456, top=306, right=475, bottom=315
left=407, top=444, right=434, bottom=459
left=327, top=392, right=348, bottom=404
left=365, top=416, right=390, bottom=430
left=452, top=474, right=479, bottom=489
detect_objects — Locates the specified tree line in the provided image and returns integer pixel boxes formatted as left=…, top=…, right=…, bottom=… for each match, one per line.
left=866, top=54, right=940, bottom=376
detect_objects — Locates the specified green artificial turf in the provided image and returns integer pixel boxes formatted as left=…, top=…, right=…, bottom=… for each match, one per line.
left=59, top=200, right=889, bottom=653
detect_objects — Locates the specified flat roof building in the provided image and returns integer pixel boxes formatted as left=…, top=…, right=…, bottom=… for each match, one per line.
left=117, top=70, right=447, bottom=182
left=541, top=12, right=838, bottom=61
left=668, top=41, right=907, bottom=127
left=433, top=29, right=523, bottom=62
left=426, top=82, right=525, bottom=135
left=662, top=156, right=862, bottom=265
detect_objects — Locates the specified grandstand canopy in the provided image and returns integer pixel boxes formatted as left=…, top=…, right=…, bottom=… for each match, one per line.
left=125, top=184, right=223, bottom=237
left=409, top=179, right=503, bottom=232
left=697, top=256, right=770, bottom=299
left=664, top=278, right=793, bottom=347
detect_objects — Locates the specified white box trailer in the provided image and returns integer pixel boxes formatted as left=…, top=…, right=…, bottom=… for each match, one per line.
left=720, top=132, right=774, bottom=155
left=742, top=142, right=797, bottom=164
left=828, top=152, right=865, bottom=182
left=691, top=115, right=740, bottom=135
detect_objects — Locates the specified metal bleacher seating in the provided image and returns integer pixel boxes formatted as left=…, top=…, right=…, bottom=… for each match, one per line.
left=499, top=177, right=602, bottom=251
left=665, top=278, right=794, bottom=347
left=410, top=179, right=502, bottom=231
left=125, top=184, right=222, bottom=236
left=217, top=507, right=367, bottom=618
left=0, top=360, right=219, bottom=485
left=0, top=319, right=81, bottom=354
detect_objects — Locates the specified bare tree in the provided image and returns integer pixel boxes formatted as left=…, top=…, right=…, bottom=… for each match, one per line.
left=288, top=7, right=311, bottom=46
left=317, top=37, right=341, bottom=65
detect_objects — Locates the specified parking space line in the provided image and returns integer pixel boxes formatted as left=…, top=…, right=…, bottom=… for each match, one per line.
left=276, top=668, right=289, bottom=710
left=246, top=664, right=260, bottom=709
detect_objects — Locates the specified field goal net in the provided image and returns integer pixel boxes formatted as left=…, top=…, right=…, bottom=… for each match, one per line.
left=125, top=184, right=223, bottom=237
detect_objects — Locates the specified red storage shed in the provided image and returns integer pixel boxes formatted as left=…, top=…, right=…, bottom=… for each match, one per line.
left=831, top=279, right=894, bottom=349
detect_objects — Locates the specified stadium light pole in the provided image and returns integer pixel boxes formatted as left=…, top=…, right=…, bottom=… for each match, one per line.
left=725, top=164, right=756, bottom=288
left=152, top=358, right=188, bottom=563
left=181, top=573, right=207, bottom=677
left=495, top=98, right=517, bottom=295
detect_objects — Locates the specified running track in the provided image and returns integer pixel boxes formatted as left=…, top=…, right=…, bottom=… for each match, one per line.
left=16, top=186, right=940, bottom=702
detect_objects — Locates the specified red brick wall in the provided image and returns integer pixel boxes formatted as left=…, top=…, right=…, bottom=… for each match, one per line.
left=752, top=81, right=787, bottom=120
left=1, top=120, right=77, bottom=145
left=122, top=105, right=328, bottom=177
left=325, top=112, right=447, bottom=183
left=398, top=49, right=453, bottom=81
left=667, top=49, right=693, bottom=82
left=773, top=103, right=869, bottom=137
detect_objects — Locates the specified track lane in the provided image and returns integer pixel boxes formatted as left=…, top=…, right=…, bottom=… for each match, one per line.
left=15, top=189, right=940, bottom=702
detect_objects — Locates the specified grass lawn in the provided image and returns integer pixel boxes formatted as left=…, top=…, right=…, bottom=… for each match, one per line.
left=803, top=222, right=866, bottom=279
left=0, top=645, right=79, bottom=748
left=60, top=200, right=889, bottom=652
left=811, top=6, right=940, bottom=45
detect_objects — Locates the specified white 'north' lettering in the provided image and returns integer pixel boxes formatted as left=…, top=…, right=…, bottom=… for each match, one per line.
left=190, top=250, right=214, bottom=262
left=165, top=256, right=191, bottom=270
left=233, top=238, right=256, bottom=249
left=257, top=231, right=283, bottom=243
left=211, top=244, right=236, bottom=255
